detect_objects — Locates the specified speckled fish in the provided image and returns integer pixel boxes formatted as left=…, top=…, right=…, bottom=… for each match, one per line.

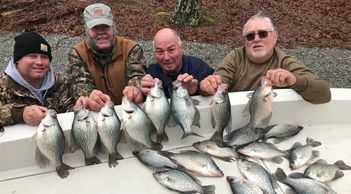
left=274, top=168, right=337, bottom=194
left=153, top=169, right=215, bottom=194
left=71, top=106, right=101, bottom=166
left=304, top=159, right=351, bottom=182
left=97, top=100, right=123, bottom=168
left=237, top=158, right=277, bottom=194
left=224, top=125, right=266, bottom=147
left=238, top=142, right=289, bottom=164
left=144, top=78, right=170, bottom=143
left=171, top=80, right=202, bottom=139
left=121, top=96, right=162, bottom=151
left=246, top=77, right=274, bottom=129
left=132, top=148, right=178, bottom=169
left=35, top=110, right=74, bottom=178
left=210, top=83, right=231, bottom=142
left=161, top=150, right=223, bottom=177
left=289, top=138, right=321, bottom=170
left=263, top=124, right=304, bottom=143
left=227, top=176, right=264, bottom=194
left=193, top=140, right=238, bottom=162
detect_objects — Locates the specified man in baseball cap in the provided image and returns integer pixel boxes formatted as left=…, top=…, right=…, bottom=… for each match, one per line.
left=67, top=3, right=147, bottom=112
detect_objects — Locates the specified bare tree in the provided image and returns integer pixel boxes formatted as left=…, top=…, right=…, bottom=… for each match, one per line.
left=170, top=0, right=202, bottom=26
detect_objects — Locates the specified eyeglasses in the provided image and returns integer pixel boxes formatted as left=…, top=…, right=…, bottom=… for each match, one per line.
left=244, top=30, right=272, bottom=41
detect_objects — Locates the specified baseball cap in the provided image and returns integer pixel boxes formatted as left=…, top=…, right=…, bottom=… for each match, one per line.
left=84, top=3, right=114, bottom=29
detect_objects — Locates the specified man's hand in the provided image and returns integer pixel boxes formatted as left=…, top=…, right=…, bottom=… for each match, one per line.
left=266, top=68, right=297, bottom=88
left=23, top=105, right=48, bottom=126
left=140, top=74, right=155, bottom=96
left=200, top=75, right=222, bottom=95
left=177, top=73, right=199, bottom=95
left=123, top=86, right=144, bottom=104
left=88, top=89, right=111, bottom=112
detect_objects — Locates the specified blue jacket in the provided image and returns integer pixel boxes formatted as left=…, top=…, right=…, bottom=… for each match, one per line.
left=146, top=55, right=214, bottom=98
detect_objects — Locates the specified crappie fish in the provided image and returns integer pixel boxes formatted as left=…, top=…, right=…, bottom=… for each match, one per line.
left=35, top=110, right=74, bottom=178
left=161, top=150, right=223, bottom=177
left=247, top=77, right=274, bottom=129
left=210, top=83, right=231, bottom=142
left=132, top=148, right=178, bottom=169
left=97, top=100, right=123, bottom=168
left=71, top=106, right=101, bottom=166
left=238, top=142, right=289, bottom=164
left=289, top=138, right=321, bottom=170
left=227, top=176, right=264, bottom=194
left=121, top=96, right=162, bottom=151
left=263, top=124, right=303, bottom=143
left=144, top=78, right=170, bottom=143
left=153, top=169, right=215, bottom=194
left=304, top=159, right=351, bottom=182
left=237, top=158, right=277, bottom=194
left=274, top=168, right=337, bottom=194
left=193, top=140, right=238, bottom=162
left=224, top=125, right=265, bottom=147
left=171, top=80, right=202, bottom=139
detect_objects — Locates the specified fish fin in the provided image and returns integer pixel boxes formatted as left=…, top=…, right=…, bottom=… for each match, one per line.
left=119, top=129, right=128, bottom=143
left=241, top=97, right=251, bottom=117
left=166, top=114, right=178, bottom=128
left=312, top=150, right=320, bottom=158
left=291, top=142, right=302, bottom=149
left=272, top=156, right=284, bottom=164
left=108, top=152, right=123, bottom=168
left=333, top=170, right=344, bottom=180
left=56, top=163, right=74, bottom=179
left=151, top=142, right=163, bottom=150
left=181, top=131, right=203, bottom=140
left=67, top=131, right=79, bottom=153
left=288, top=172, right=305, bottom=179
left=192, top=98, right=200, bottom=106
left=35, top=146, right=50, bottom=168
left=85, top=156, right=101, bottom=166
left=209, top=130, right=223, bottom=142
left=203, top=185, right=216, bottom=194
left=273, top=168, right=287, bottom=181
left=335, top=160, right=351, bottom=170
left=192, top=107, right=201, bottom=128
left=211, top=112, right=216, bottom=129
left=314, top=159, right=327, bottom=164
left=219, top=156, right=236, bottom=162
left=306, top=138, right=321, bottom=147
left=156, top=132, right=169, bottom=143
left=225, top=118, right=232, bottom=134
left=272, top=137, right=286, bottom=144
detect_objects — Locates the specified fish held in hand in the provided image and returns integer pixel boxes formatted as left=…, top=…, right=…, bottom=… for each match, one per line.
left=210, top=83, right=232, bottom=142
left=35, top=109, right=74, bottom=178
left=121, top=96, right=162, bottom=151
left=97, top=100, right=123, bottom=168
left=171, top=80, right=202, bottom=139
left=144, top=78, right=170, bottom=143
left=71, top=106, right=101, bottom=166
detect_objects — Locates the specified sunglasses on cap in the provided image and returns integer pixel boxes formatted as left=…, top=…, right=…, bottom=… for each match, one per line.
left=244, top=30, right=272, bottom=41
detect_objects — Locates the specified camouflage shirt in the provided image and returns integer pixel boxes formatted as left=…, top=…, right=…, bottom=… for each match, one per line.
left=0, top=73, right=76, bottom=126
left=67, top=36, right=146, bottom=105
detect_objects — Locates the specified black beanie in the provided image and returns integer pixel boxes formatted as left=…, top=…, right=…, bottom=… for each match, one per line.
left=13, top=32, right=52, bottom=62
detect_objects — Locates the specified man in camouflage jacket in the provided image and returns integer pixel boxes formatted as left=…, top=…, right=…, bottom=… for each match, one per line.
left=67, top=3, right=146, bottom=111
left=0, top=32, right=78, bottom=126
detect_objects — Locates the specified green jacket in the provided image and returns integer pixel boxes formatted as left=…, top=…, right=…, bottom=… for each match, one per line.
left=67, top=36, right=146, bottom=105
left=0, top=74, right=75, bottom=126
left=214, top=47, right=331, bottom=104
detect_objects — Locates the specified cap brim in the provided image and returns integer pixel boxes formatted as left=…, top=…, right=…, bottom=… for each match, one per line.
left=86, top=19, right=113, bottom=29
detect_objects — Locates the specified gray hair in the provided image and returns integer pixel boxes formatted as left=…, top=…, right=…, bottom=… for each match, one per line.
left=152, top=28, right=183, bottom=50
left=242, top=11, right=276, bottom=35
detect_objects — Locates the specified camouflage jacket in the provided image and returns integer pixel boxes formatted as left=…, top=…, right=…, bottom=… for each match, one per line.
left=67, top=36, right=146, bottom=105
left=0, top=73, right=75, bottom=126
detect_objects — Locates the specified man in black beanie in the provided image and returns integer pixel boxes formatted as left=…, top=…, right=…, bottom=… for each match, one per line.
left=0, top=31, right=84, bottom=126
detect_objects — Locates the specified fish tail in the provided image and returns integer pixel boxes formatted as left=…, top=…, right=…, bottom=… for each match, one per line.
left=152, top=142, right=163, bottom=150
left=85, top=156, right=101, bottom=166
left=156, top=132, right=169, bottom=143
left=181, top=131, right=203, bottom=140
left=108, top=152, right=124, bottom=168
left=273, top=168, right=287, bottom=182
left=56, top=163, right=74, bottom=179
left=306, top=138, right=321, bottom=147
left=335, top=160, right=351, bottom=170
left=203, top=185, right=216, bottom=194
left=209, top=130, right=224, bottom=142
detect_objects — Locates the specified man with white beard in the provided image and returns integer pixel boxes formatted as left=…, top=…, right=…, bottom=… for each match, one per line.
left=200, top=11, right=331, bottom=104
